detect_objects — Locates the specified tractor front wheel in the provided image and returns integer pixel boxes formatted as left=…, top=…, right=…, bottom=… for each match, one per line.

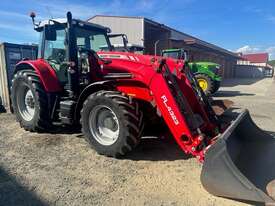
left=195, top=74, right=214, bottom=95
left=11, top=69, right=52, bottom=131
left=81, top=91, right=144, bottom=157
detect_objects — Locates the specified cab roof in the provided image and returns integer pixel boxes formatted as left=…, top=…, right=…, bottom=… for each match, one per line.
left=35, top=18, right=111, bottom=32
left=162, top=48, right=185, bottom=52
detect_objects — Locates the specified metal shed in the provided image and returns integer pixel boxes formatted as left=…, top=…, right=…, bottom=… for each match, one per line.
left=88, top=15, right=240, bottom=78
left=0, top=42, right=37, bottom=111
left=88, top=15, right=170, bottom=55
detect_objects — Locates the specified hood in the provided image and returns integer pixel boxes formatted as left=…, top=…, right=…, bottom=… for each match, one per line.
left=97, top=51, right=166, bottom=66
left=189, top=62, right=220, bottom=67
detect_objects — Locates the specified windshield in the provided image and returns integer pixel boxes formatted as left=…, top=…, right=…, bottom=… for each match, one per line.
left=75, top=27, right=110, bottom=52
left=163, top=51, right=180, bottom=59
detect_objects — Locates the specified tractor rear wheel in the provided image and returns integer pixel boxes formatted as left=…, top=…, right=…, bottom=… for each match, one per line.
left=81, top=91, right=144, bottom=157
left=11, top=69, right=52, bottom=131
left=195, top=74, right=214, bottom=95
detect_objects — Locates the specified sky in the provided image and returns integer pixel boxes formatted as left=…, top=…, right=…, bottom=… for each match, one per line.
left=1, top=0, right=275, bottom=60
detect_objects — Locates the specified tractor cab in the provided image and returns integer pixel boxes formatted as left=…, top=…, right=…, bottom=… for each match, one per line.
left=32, top=12, right=112, bottom=88
left=161, top=48, right=189, bottom=61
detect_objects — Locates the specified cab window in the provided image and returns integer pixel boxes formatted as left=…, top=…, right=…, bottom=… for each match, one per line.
left=44, top=29, right=67, bottom=64
left=75, top=28, right=109, bottom=52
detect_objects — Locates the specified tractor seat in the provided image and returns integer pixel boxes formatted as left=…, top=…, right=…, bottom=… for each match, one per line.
left=49, top=61, right=68, bottom=86
left=47, top=49, right=68, bottom=85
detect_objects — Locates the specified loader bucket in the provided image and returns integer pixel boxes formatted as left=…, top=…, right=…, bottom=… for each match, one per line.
left=201, top=109, right=275, bottom=205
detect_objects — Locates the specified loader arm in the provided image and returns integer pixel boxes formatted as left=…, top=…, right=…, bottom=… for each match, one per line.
left=98, top=53, right=218, bottom=160
left=150, top=63, right=275, bottom=204
left=145, top=60, right=218, bottom=160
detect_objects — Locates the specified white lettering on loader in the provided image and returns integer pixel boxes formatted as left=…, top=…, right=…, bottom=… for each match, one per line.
left=161, top=95, right=179, bottom=125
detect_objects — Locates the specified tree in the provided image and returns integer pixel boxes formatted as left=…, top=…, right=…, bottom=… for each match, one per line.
left=268, top=60, right=275, bottom=67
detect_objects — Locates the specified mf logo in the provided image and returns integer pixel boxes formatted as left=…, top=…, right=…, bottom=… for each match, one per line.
left=161, top=95, right=179, bottom=125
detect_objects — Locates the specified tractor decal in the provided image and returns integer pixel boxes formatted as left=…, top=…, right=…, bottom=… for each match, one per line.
left=161, top=95, right=179, bottom=125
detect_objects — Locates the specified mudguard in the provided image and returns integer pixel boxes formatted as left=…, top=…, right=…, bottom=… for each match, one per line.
left=201, top=109, right=275, bottom=205
left=15, top=59, right=62, bottom=92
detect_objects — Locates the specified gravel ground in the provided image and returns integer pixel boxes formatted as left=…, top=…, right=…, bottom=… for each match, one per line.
left=0, top=78, right=274, bottom=206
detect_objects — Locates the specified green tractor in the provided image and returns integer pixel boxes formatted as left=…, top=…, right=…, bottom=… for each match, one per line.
left=162, top=48, right=222, bottom=94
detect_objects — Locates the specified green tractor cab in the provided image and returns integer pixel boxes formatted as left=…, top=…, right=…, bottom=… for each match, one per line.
left=162, top=49, right=222, bottom=94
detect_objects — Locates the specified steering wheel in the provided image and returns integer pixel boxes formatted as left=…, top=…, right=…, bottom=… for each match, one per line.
left=78, top=48, right=111, bottom=65
left=47, top=57, right=60, bottom=65
left=78, top=48, right=97, bottom=57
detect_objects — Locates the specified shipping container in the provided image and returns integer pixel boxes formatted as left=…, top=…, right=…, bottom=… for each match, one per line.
left=0, top=42, right=37, bottom=111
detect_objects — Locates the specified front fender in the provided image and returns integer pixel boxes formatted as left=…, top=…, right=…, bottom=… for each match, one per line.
left=15, top=59, right=62, bottom=92
left=74, top=80, right=115, bottom=121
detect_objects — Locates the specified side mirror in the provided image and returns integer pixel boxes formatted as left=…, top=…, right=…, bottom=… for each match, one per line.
left=122, top=35, right=128, bottom=48
left=44, top=25, right=56, bottom=41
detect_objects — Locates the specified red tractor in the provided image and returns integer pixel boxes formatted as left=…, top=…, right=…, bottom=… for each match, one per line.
left=11, top=12, right=275, bottom=205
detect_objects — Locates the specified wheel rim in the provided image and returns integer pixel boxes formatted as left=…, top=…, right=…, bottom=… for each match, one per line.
left=197, top=78, right=208, bottom=91
left=16, top=84, right=36, bottom=121
left=89, top=105, right=120, bottom=146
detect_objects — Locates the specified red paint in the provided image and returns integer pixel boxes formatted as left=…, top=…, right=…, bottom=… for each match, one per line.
left=98, top=51, right=219, bottom=161
left=17, top=51, right=220, bottom=161
left=242, top=53, right=269, bottom=63
left=117, top=85, right=152, bottom=102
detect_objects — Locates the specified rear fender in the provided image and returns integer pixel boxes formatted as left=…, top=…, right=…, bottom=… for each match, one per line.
left=194, top=72, right=213, bottom=79
left=15, top=59, right=62, bottom=92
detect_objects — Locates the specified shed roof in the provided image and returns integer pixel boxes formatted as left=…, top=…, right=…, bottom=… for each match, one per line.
left=242, top=53, right=269, bottom=63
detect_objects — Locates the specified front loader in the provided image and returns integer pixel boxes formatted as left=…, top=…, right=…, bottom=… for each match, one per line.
left=11, top=12, right=275, bottom=205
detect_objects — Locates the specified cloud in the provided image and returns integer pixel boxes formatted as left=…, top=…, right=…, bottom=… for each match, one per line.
left=236, top=45, right=260, bottom=53
left=0, top=10, right=29, bottom=19
left=36, top=1, right=106, bottom=19
left=266, top=47, right=275, bottom=60
left=0, top=18, right=37, bottom=39
left=266, top=46, right=275, bottom=53
left=244, top=6, right=263, bottom=14
left=0, top=0, right=196, bottom=44
left=0, top=9, right=38, bottom=41
left=244, top=6, right=275, bottom=25
left=137, top=0, right=155, bottom=10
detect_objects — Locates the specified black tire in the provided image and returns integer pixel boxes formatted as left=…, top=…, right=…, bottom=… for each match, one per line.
left=11, top=69, right=52, bottom=131
left=212, top=81, right=221, bottom=93
left=195, top=74, right=214, bottom=95
left=81, top=90, right=144, bottom=157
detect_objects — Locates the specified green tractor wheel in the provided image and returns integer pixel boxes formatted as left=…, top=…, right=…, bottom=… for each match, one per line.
left=195, top=74, right=214, bottom=95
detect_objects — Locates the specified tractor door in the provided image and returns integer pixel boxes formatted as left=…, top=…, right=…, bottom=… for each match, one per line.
left=43, top=27, right=68, bottom=85
left=75, top=27, right=111, bottom=81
